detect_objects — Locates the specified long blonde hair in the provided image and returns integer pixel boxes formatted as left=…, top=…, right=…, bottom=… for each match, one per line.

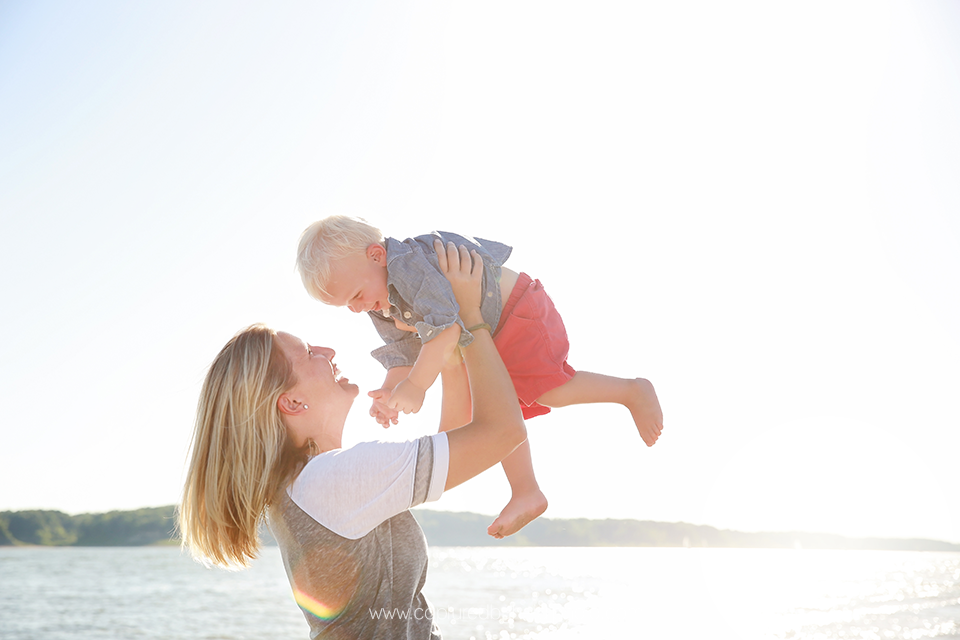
left=178, top=324, right=308, bottom=568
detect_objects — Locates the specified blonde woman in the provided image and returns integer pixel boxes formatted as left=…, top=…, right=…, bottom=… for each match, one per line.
left=179, top=243, right=525, bottom=639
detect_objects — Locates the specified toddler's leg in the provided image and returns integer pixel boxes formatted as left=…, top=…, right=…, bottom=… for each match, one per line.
left=438, top=357, right=547, bottom=538
left=488, top=440, right=548, bottom=539
left=537, top=372, right=664, bottom=446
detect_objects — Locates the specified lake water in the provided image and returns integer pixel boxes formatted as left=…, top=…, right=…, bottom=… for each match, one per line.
left=1, top=546, right=958, bottom=639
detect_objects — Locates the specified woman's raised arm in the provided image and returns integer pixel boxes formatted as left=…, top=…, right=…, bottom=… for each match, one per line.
left=434, top=240, right=526, bottom=491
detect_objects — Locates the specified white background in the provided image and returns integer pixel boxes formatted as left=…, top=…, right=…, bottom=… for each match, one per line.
left=1, top=1, right=958, bottom=543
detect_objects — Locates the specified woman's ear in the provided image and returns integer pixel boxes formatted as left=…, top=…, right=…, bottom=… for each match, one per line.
left=277, top=393, right=305, bottom=416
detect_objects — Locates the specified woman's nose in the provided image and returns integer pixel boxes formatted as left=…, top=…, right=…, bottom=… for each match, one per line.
left=317, top=347, right=336, bottom=359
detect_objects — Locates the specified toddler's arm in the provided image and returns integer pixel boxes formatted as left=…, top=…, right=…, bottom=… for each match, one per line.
left=386, top=323, right=462, bottom=414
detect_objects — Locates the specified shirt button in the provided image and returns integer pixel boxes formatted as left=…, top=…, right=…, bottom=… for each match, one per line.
left=426, top=330, right=433, bottom=336
left=404, top=311, right=412, bottom=319
left=487, top=292, right=493, bottom=297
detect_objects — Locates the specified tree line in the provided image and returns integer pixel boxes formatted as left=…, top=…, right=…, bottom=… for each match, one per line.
left=0, top=506, right=178, bottom=547
left=2, top=507, right=958, bottom=551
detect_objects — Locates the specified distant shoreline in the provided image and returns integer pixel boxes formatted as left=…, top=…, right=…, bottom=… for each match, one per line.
left=2, top=506, right=958, bottom=552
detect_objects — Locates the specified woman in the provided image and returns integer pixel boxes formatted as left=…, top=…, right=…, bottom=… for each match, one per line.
left=178, top=243, right=526, bottom=639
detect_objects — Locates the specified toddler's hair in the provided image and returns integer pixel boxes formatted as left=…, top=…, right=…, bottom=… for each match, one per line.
left=296, top=215, right=384, bottom=301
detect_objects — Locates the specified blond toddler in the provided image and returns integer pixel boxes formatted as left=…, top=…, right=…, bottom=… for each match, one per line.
left=296, top=215, right=664, bottom=538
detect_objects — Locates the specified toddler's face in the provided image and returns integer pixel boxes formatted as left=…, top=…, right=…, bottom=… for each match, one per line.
left=322, top=246, right=391, bottom=315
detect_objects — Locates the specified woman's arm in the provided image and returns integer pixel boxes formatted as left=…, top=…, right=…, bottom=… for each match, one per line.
left=434, top=241, right=526, bottom=491
left=386, top=323, right=461, bottom=414
left=438, top=347, right=471, bottom=432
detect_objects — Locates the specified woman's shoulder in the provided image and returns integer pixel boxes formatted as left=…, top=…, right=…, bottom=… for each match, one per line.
left=284, top=435, right=447, bottom=540
left=294, top=438, right=426, bottom=486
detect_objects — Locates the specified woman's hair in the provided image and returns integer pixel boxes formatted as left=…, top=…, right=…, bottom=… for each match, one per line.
left=296, top=215, right=384, bottom=301
left=178, top=324, right=308, bottom=568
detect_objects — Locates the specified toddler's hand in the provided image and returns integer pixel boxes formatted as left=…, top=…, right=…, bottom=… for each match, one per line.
left=387, top=379, right=426, bottom=414
left=368, top=388, right=400, bottom=427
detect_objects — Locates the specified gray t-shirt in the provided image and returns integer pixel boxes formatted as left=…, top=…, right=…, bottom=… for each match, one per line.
left=267, top=433, right=449, bottom=639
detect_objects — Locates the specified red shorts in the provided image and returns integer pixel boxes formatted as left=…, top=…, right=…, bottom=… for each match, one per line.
left=493, top=273, right=576, bottom=419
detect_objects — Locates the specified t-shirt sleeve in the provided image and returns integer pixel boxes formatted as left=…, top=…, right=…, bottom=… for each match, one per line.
left=286, top=432, right=449, bottom=540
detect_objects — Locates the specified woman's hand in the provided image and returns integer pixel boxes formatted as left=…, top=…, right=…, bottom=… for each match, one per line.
left=435, top=240, right=484, bottom=324
left=368, top=388, right=401, bottom=427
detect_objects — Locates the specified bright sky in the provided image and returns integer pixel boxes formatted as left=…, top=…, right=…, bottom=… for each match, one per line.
left=1, top=1, right=958, bottom=544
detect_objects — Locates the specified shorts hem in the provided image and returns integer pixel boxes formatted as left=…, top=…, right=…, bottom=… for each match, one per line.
left=517, top=362, right=577, bottom=408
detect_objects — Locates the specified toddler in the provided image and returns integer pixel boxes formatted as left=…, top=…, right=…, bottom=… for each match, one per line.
left=296, top=215, right=664, bottom=538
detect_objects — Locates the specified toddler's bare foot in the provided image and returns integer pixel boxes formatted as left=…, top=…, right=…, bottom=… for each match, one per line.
left=487, top=489, right=548, bottom=539
left=628, top=378, right=664, bottom=447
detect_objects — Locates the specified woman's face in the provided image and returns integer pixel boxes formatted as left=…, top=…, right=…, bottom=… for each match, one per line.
left=276, top=332, right=359, bottom=450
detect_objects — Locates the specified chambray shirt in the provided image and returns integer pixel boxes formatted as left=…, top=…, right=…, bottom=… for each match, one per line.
left=368, top=231, right=512, bottom=369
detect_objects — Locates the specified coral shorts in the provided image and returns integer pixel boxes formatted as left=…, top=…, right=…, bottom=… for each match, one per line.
left=493, top=273, right=576, bottom=419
